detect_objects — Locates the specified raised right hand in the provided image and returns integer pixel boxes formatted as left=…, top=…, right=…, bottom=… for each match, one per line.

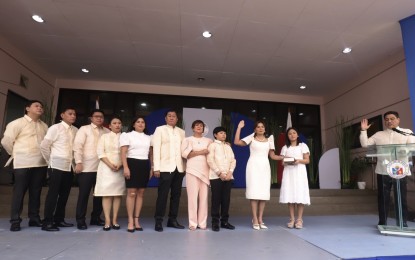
left=238, top=120, right=245, bottom=129
left=360, top=118, right=371, bottom=131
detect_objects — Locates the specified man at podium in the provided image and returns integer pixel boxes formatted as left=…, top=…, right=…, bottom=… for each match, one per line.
left=360, top=111, right=415, bottom=227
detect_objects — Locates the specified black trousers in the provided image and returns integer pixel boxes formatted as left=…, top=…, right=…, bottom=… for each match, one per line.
left=154, top=169, right=184, bottom=222
left=210, top=179, right=233, bottom=223
left=377, top=174, right=407, bottom=225
left=75, top=172, right=102, bottom=223
left=43, top=168, right=73, bottom=224
left=10, top=167, right=47, bottom=224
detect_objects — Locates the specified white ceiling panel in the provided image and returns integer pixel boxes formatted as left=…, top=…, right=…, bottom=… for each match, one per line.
left=180, top=0, right=244, bottom=19
left=180, top=14, right=237, bottom=50
left=120, top=8, right=181, bottom=45
left=1, top=0, right=414, bottom=96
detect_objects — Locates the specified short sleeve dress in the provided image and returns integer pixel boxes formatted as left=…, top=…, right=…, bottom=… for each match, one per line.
left=242, top=134, right=275, bottom=200
left=279, top=142, right=310, bottom=205
left=94, top=132, right=126, bottom=196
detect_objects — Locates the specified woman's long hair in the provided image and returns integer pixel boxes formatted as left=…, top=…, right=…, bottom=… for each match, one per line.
left=285, top=127, right=301, bottom=147
left=253, top=120, right=269, bottom=138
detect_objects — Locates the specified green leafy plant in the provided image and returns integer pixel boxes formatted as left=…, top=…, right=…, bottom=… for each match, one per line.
left=265, top=118, right=282, bottom=184
left=41, top=94, right=55, bottom=126
left=335, top=116, right=354, bottom=188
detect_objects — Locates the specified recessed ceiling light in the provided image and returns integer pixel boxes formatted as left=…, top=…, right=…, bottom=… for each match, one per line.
left=141, top=103, right=147, bottom=107
left=197, top=77, right=205, bottom=82
left=202, top=31, right=212, bottom=38
left=299, top=112, right=304, bottom=116
left=201, top=107, right=206, bottom=109
left=81, top=68, right=89, bottom=73
left=32, top=15, right=44, bottom=23
left=251, top=109, right=256, bottom=113
left=300, top=85, right=306, bottom=89
left=342, top=47, right=352, bottom=54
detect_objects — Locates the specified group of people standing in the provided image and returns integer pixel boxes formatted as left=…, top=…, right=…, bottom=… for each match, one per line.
left=1, top=100, right=312, bottom=233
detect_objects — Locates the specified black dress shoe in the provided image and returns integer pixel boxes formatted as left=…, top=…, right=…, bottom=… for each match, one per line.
left=55, top=221, right=74, bottom=227
left=42, top=224, right=60, bottom=232
left=221, top=222, right=235, bottom=230
left=103, top=225, right=111, bottom=231
left=212, top=223, right=220, bottom=232
left=28, top=220, right=43, bottom=227
left=155, top=222, right=163, bottom=232
left=127, top=228, right=135, bottom=233
left=112, top=224, right=120, bottom=230
left=90, top=218, right=105, bottom=226
left=77, top=222, right=88, bottom=230
left=10, top=223, right=21, bottom=232
left=167, top=220, right=185, bottom=229
left=135, top=226, right=143, bottom=231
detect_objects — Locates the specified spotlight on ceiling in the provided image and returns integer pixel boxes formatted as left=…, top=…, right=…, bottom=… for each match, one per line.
left=81, top=68, right=89, bottom=73
left=300, top=85, right=306, bottom=90
left=32, top=15, right=44, bottom=23
left=342, top=47, right=352, bottom=54
left=141, top=103, right=147, bottom=107
left=202, top=31, right=212, bottom=38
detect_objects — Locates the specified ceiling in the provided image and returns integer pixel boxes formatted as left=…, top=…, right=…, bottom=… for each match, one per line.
left=0, top=0, right=414, bottom=96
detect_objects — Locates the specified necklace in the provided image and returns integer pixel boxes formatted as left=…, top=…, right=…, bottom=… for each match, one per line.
left=255, top=136, right=266, bottom=142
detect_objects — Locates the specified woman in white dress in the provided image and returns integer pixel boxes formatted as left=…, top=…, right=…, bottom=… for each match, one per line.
left=94, top=116, right=126, bottom=231
left=279, top=127, right=310, bottom=229
left=234, top=120, right=283, bottom=230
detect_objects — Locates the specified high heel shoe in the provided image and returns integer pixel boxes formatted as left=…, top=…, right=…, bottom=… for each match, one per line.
left=127, top=222, right=135, bottom=233
left=287, top=219, right=295, bottom=229
left=252, top=219, right=260, bottom=230
left=259, top=223, right=268, bottom=229
left=134, top=216, right=143, bottom=231
left=112, top=224, right=120, bottom=230
left=103, top=225, right=111, bottom=231
left=295, top=219, right=303, bottom=229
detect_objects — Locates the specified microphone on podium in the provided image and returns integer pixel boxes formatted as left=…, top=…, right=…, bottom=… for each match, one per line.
left=392, top=128, right=415, bottom=136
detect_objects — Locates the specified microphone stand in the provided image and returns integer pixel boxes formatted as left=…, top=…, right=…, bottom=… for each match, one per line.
left=392, top=128, right=415, bottom=136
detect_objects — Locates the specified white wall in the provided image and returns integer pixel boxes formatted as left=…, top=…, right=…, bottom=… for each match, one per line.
left=0, top=35, right=57, bottom=131
left=322, top=50, right=412, bottom=150
left=56, top=78, right=324, bottom=105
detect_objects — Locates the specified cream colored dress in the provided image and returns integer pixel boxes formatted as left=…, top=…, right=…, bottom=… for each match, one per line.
left=94, top=132, right=126, bottom=196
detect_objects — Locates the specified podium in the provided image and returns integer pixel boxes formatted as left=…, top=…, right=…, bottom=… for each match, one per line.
left=366, top=144, right=415, bottom=236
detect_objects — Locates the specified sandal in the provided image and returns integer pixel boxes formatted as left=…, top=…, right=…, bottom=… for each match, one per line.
left=295, top=219, right=303, bottom=229
left=134, top=217, right=143, bottom=231
left=287, top=219, right=295, bottom=229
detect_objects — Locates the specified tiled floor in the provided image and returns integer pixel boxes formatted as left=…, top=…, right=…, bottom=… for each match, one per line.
left=0, top=215, right=414, bottom=260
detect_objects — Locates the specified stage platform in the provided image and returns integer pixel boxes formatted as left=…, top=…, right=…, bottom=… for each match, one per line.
left=0, top=215, right=414, bottom=260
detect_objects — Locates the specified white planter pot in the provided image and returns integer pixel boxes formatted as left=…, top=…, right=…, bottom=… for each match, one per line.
left=357, top=182, right=366, bottom=190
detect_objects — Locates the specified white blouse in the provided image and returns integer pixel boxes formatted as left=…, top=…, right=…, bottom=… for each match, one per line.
left=119, top=131, right=151, bottom=160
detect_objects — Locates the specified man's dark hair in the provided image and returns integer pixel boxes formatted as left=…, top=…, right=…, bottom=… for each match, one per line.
left=90, top=109, right=105, bottom=117
left=213, top=126, right=226, bottom=140
left=60, top=107, right=76, bottom=114
left=25, top=100, right=43, bottom=114
left=383, top=111, right=399, bottom=119
left=164, top=109, right=178, bottom=117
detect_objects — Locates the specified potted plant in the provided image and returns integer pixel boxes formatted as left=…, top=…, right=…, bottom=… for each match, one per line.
left=351, top=156, right=370, bottom=189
